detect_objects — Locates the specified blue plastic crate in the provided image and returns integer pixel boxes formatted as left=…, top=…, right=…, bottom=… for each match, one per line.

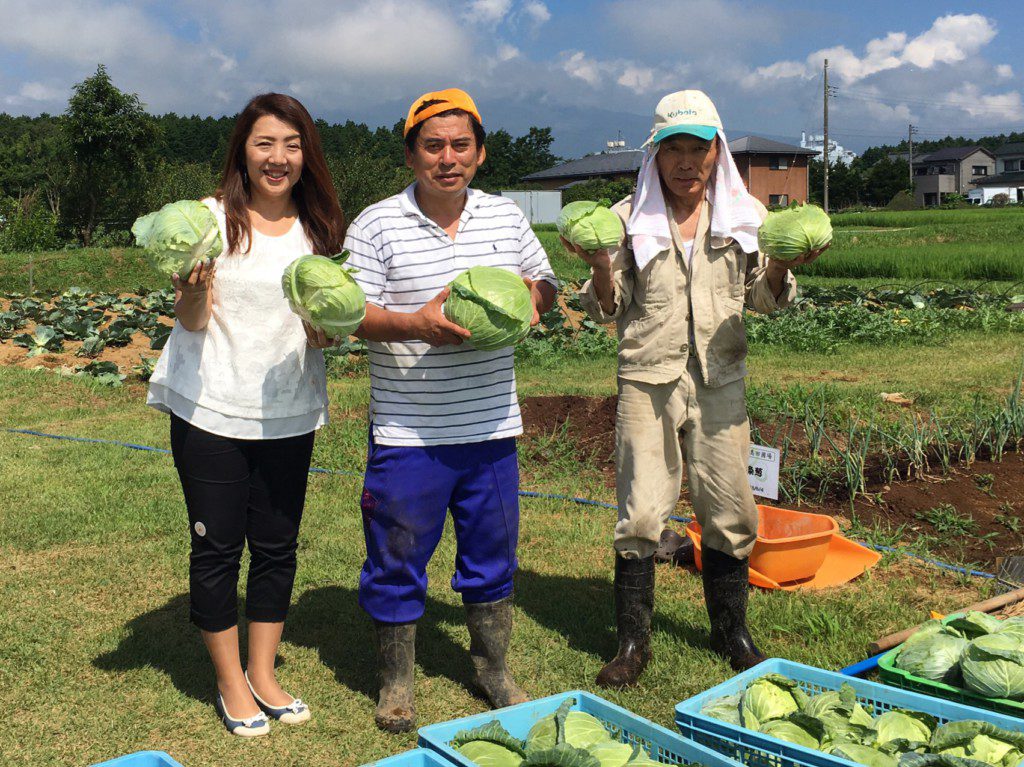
left=675, top=659, right=1024, bottom=767
left=419, top=690, right=743, bottom=767
left=90, top=752, right=183, bottom=767
left=361, top=749, right=455, bottom=767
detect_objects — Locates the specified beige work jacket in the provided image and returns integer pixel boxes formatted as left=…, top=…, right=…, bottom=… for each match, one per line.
left=579, top=195, right=797, bottom=388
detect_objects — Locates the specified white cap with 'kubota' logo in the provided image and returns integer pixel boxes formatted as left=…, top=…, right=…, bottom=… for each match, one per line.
left=645, top=89, right=722, bottom=145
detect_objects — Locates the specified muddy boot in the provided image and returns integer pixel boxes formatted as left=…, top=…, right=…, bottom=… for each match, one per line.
left=374, top=621, right=416, bottom=733
left=595, top=555, right=654, bottom=688
left=465, top=597, right=530, bottom=709
left=702, top=546, right=767, bottom=672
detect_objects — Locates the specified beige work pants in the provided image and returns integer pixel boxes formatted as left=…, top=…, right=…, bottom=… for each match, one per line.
left=614, top=357, right=759, bottom=560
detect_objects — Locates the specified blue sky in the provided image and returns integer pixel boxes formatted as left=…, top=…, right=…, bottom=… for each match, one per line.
left=1, top=0, right=1021, bottom=157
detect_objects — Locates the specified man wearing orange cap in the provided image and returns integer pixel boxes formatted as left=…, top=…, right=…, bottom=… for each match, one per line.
left=344, top=88, right=557, bottom=732
left=569, top=90, right=825, bottom=684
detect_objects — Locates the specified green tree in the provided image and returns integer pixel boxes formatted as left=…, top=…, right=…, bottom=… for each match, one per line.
left=144, top=160, right=219, bottom=210
left=0, top=114, right=70, bottom=217
left=863, top=158, right=910, bottom=207
left=327, top=154, right=413, bottom=225
left=62, top=65, right=159, bottom=245
left=561, top=178, right=635, bottom=206
left=808, top=158, right=863, bottom=208
left=475, top=126, right=559, bottom=191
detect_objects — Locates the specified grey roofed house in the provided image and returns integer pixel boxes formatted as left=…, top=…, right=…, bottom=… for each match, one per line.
left=521, top=149, right=644, bottom=185
left=995, top=142, right=1024, bottom=156
left=728, top=136, right=817, bottom=155
left=972, top=170, right=1024, bottom=186
left=917, top=145, right=995, bottom=163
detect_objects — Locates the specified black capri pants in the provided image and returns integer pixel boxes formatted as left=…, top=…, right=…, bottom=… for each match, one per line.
left=170, top=414, right=315, bottom=632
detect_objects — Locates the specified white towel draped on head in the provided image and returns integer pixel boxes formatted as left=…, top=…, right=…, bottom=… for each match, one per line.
left=626, top=129, right=763, bottom=272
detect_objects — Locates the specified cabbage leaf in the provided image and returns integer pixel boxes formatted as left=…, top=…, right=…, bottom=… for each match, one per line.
left=132, top=199, right=223, bottom=279
left=444, top=266, right=534, bottom=351
left=961, top=634, right=1024, bottom=700
left=557, top=201, right=625, bottom=252
left=281, top=251, right=367, bottom=338
left=757, top=202, right=833, bottom=262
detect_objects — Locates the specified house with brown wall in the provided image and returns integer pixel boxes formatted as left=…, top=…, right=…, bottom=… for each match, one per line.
left=729, top=136, right=816, bottom=207
left=520, top=135, right=814, bottom=207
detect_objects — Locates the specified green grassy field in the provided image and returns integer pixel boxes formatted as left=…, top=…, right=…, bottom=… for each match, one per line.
left=4, top=207, right=1023, bottom=295
left=0, top=360, right=993, bottom=767
left=543, top=209, right=1024, bottom=285
left=2, top=206, right=1022, bottom=766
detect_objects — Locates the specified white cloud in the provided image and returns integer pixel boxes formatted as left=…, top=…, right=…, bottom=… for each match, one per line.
left=617, top=65, right=655, bottom=93
left=522, top=1, right=551, bottom=25
left=210, top=51, right=237, bottom=74
left=945, top=84, right=1024, bottom=122
left=901, top=14, right=996, bottom=68
left=560, top=51, right=678, bottom=95
left=464, top=0, right=513, bottom=26
left=562, top=51, right=602, bottom=87
left=19, top=82, right=64, bottom=102
left=3, top=81, right=66, bottom=107
left=497, top=44, right=521, bottom=62
left=745, top=13, right=998, bottom=86
left=997, top=64, right=1015, bottom=79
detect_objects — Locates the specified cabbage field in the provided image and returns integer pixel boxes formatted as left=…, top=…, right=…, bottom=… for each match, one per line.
left=1, top=206, right=1024, bottom=766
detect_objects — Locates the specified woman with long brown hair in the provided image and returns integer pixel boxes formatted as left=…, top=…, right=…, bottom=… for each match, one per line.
left=146, top=93, right=344, bottom=737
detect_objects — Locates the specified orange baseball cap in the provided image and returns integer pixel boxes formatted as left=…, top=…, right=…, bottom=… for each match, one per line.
left=404, top=88, right=482, bottom=137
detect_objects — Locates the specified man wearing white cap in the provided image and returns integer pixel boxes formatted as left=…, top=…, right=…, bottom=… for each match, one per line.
left=567, top=90, right=825, bottom=684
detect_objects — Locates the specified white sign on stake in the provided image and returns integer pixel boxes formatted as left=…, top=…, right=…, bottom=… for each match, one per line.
left=748, top=444, right=780, bottom=500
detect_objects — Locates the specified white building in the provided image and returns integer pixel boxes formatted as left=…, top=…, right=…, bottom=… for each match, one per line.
left=801, top=132, right=858, bottom=166
left=967, top=142, right=1024, bottom=205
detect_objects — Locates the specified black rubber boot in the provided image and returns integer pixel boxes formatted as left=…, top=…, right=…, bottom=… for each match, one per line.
left=702, top=546, right=767, bottom=672
left=595, top=555, right=654, bottom=688
left=374, top=621, right=416, bottom=733
left=465, top=597, right=530, bottom=709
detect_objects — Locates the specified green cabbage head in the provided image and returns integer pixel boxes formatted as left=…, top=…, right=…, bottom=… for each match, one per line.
left=457, top=740, right=526, bottom=767
left=894, top=620, right=968, bottom=684
left=757, top=202, right=833, bottom=261
left=526, top=709, right=610, bottom=751
left=759, top=714, right=823, bottom=750
left=873, top=710, right=935, bottom=750
left=830, top=744, right=898, bottom=767
left=586, top=741, right=635, bottom=767
left=282, top=252, right=367, bottom=338
left=961, top=633, right=1024, bottom=700
left=444, top=266, right=534, bottom=351
left=930, top=720, right=1024, bottom=767
left=996, top=618, right=1024, bottom=639
left=702, top=693, right=742, bottom=725
left=132, top=199, right=223, bottom=279
left=947, top=612, right=1006, bottom=639
left=557, top=201, right=625, bottom=251
left=740, top=674, right=809, bottom=729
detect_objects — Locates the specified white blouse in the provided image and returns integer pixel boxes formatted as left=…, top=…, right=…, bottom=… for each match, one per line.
left=147, top=198, right=329, bottom=439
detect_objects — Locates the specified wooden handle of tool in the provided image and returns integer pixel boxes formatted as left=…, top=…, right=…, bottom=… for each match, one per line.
left=869, top=586, right=1024, bottom=654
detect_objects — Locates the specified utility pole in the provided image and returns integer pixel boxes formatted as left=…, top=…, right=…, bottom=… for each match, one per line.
left=908, top=124, right=918, bottom=189
left=823, top=58, right=830, bottom=213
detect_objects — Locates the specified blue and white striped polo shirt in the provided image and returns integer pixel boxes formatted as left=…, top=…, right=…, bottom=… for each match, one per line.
left=344, top=184, right=558, bottom=447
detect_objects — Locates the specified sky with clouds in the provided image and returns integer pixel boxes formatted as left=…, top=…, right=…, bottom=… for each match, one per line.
left=1, top=0, right=1022, bottom=157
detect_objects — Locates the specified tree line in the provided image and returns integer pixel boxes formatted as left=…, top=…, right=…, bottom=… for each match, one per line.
left=0, top=66, right=560, bottom=252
